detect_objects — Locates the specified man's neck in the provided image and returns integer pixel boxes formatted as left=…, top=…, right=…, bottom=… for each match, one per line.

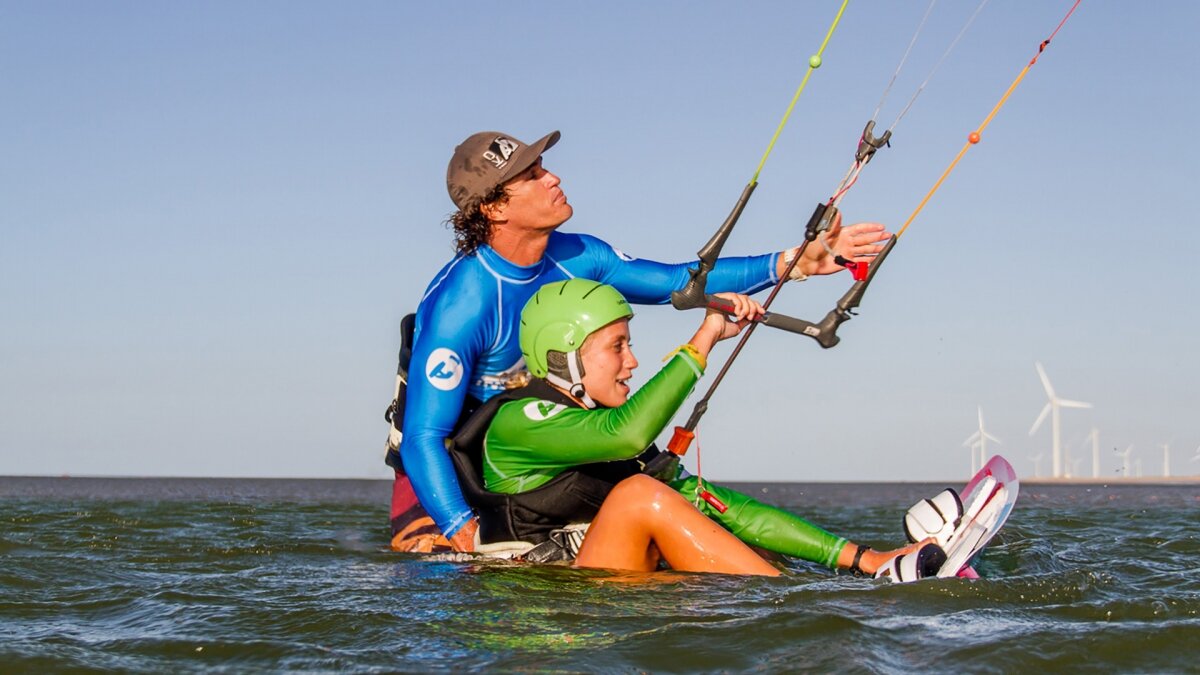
left=487, top=224, right=553, bottom=267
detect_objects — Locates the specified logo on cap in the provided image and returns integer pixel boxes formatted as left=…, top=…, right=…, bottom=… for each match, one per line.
left=482, top=137, right=520, bottom=170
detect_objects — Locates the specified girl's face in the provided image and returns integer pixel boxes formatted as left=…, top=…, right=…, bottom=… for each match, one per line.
left=579, top=319, right=638, bottom=407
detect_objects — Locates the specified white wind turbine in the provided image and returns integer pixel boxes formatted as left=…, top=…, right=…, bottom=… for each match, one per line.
left=1029, top=453, right=1044, bottom=478
left=1161, top=440, right=1173, bottom=478
left=963, top=406, right=1001, bottom=474
left=1029, top=362, right=1092, bottom=478
left=1063, top=434, right=1078, bottom=479
left=1192, top=445, right=1200, bottom=475
left=1087, top=427, right=1101, bottom=478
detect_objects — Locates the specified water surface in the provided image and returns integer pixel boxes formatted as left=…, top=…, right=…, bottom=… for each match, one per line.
left=2, top=477, right=1197, bottom=673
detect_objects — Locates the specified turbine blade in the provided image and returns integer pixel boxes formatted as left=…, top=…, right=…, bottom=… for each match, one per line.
left=1058, top=399, right=1092, bottom=409
left=1035, top=362, right=1057, bottom=399
left=983, top=431, right=1001, bottom=444
left=1030, top=403, right=1051, bottom=435
left=963, top=431, right=981, bottom=446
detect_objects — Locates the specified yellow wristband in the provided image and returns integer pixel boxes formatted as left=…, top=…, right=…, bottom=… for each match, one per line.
left=665, top=343, right=706, bottom=371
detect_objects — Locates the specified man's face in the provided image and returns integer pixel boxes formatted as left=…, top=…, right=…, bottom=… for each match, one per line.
left=488, top=158, right=573, bottom=232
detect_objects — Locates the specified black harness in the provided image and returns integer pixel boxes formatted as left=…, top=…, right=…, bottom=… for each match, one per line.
left=449, top=379, right=670, bottom=546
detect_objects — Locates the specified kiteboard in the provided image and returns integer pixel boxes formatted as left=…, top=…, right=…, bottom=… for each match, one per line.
left=937, top=454, right=1019, bottom=579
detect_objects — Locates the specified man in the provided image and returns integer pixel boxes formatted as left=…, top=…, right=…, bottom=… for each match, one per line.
left=387, top=130, right=891, bottom=552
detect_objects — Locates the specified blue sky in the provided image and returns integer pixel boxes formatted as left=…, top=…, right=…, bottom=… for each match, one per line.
left=3, top=1, right=1198, bottom=482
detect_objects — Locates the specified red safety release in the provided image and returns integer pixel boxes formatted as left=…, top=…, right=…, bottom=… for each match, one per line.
left=699, top=490, right=728, bottom=513
left=843, top=259, right=870, bottom=281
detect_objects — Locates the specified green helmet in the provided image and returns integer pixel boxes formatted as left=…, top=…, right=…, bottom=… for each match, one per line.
left=520, top=279, right=634, bottom=379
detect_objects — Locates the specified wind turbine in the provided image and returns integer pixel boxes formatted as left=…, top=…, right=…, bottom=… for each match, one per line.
left=963, top=406, right=1001, bottom=474
left=1029, top=362, right=1092, bottom=478
left=1063, top=434, right=1078, bottom=479
left=1088, top=428, right=1101, bottom=478
left=1161, top=440, right=1173, bottom=478
left=1192, top=445, right=1200, bottom=475
left=1029, top=453, right=1044, bottom=478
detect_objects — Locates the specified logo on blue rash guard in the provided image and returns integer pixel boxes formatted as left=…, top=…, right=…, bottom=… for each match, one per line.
left=611, top=246, right=635, bottom=262
left=426, top=348, right=464, bottom=391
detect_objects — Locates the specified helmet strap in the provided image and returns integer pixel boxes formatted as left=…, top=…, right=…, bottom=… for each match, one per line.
left=545, top=350, right=596, bottom=409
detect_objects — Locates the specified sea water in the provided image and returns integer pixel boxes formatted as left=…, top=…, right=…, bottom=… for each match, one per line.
left=2, top=477, right=1198, bottom=673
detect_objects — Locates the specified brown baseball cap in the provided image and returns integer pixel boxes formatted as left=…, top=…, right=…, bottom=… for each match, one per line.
left=446, top=130, right=561, bottom=210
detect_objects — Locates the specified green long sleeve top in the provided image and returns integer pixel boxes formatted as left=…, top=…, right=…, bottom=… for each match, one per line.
left=483, top=349, right=703, bottom=494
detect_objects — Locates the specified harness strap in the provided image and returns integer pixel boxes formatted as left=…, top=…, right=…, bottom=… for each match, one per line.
left=849, top=544, right=872, bottom=576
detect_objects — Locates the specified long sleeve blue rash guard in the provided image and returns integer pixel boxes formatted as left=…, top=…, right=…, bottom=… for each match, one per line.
left=399, top=231, right=778, bottom=536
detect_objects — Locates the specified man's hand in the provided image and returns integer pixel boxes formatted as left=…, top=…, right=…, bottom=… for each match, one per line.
left=808, top=220, right=892, bottom=276
left=781, top=216, right=893, bottom=278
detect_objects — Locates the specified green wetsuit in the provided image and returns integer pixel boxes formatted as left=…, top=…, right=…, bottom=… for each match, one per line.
left=483, top=349, right=847, bottom=569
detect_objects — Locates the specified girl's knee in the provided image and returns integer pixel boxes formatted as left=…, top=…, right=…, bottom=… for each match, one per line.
left=620, top=474, right=695, bottom=515
left=605, top=475, right=676, bottom=516
left=611, top=474, right=668, bottom=500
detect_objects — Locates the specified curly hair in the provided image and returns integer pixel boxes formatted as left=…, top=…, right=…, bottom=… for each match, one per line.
left=447, top=183, right=510, bottom=255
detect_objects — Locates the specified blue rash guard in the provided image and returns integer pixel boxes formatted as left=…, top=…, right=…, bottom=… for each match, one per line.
left=400, top=230, right=778, bottom=536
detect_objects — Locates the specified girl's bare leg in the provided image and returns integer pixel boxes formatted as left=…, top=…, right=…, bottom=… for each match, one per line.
left=836, top=538, right=936, bottom=574
left=575, top=475, right=780, bottom=577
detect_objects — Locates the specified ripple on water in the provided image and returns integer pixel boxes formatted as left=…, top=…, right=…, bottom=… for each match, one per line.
left=4, top=483, right=1200, bottom=672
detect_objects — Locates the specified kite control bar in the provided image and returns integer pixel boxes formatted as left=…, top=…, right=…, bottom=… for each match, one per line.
left=680, top=201, right=842, bottom=336
left=704, top=233, right=896, bottom=349
left=670, top=183, right=757, bottom=312
left=806, top=233, right=898, bottom=349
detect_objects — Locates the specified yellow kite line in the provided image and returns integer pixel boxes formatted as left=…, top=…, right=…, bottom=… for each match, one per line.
left=750, top=0, right=851, bottom=185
